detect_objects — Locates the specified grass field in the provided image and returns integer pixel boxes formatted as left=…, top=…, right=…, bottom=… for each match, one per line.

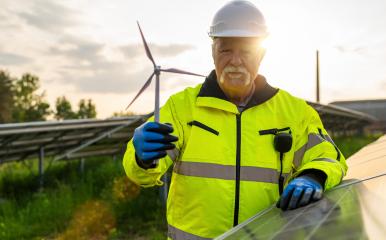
left=334, top=134, right=381, bottom=158
left=0, top=157, right=166, bottom=239
left=0, top=134, right=381, bottom=239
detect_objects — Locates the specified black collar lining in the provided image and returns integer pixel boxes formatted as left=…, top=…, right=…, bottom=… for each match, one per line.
left=198, top=70, right=279, bottom=110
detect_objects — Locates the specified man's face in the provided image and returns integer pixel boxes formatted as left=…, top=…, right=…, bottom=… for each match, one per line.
left=212, top=37, right=265, bottom=97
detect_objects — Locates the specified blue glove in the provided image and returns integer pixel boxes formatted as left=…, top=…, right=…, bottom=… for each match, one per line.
left=277, top=176, right=323, bottom=211
left=133, top=122, right=178, bottom=163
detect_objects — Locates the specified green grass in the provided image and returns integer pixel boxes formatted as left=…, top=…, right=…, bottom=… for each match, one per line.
left=333, top=134, right=381, bottom=158
left=0, top=184, right=85, bottom=239
left=0, top=157, right=166, bottom=240
left=0, top=134, right=381, bottom=239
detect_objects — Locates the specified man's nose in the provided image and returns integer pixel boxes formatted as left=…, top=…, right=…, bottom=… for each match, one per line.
left=230, top=52, right=242, bottom=66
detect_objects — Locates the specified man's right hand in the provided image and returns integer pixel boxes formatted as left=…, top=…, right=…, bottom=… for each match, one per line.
left=133, top=122, right=178, bottom=163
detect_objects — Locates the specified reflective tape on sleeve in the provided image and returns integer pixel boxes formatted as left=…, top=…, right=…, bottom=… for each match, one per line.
left=293, top=133, right=326, bottom=168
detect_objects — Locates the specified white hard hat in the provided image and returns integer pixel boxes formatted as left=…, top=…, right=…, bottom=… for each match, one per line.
left=208, top=0, right=268, bottom=38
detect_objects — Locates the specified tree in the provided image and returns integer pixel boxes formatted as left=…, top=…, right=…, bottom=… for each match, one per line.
left=12, top=73, right=51, bottom=122
left=77, top=99, right=97, bottom=119
left=112, top=111, right=136, bottom=117
left=55, top=96, right=77, bottom=120
left=0, top=70, right=14, bottom=123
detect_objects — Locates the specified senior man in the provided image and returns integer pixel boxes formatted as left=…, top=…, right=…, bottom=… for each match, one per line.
left=123, top=1, right=348, bottom=239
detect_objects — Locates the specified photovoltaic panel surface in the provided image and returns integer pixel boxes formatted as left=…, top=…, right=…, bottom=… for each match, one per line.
left=216, top=135, right=386, bottom=240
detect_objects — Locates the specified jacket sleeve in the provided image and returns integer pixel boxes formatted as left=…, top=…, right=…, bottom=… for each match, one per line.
left=291, top=103, right=348, bottom=190
left=122, top=96, right=184, bottom=188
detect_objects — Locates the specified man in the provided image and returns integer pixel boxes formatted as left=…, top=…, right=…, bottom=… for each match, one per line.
left=123, top=1, right=348, bottom=239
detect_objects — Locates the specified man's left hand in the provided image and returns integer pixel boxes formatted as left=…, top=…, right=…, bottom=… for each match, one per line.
left=277, top=176, right=323, bottom=211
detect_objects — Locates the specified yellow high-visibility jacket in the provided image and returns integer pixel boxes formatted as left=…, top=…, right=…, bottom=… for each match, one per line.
left=123, top=70, right=348, bottom=239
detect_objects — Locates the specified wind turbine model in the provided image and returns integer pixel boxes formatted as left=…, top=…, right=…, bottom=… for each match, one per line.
left=126, top=21, right=206, bottom=122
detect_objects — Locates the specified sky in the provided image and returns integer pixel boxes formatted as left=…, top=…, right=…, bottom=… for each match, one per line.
left=1, top=0, right=385, bottom=118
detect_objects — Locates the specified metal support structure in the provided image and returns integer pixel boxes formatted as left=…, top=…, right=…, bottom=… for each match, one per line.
left=316, top=50, right=320, bottom=103
left=53, top=121, right=136, bottom=161
left=38, top=147, right=44, bottom=189
left=112, top=154, right=117, bottom=165
left=79, top=157, right=85, bottom=174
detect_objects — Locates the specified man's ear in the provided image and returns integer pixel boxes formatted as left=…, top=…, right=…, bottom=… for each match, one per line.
left=211, top=41, right=216, bottom=61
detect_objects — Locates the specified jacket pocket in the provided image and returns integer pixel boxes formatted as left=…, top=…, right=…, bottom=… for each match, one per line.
left=188, top=120, right=219, bottom=136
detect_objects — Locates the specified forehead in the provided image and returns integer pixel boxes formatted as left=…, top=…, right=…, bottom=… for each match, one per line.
left=214, top=37, right=262, bottom=48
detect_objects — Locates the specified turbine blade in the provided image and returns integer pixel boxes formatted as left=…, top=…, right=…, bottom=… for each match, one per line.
left=137, top=21, right=156, bottom=67
left=161, top=68, right=206, bottom=77
left=125, top=72, right=155, bottom=110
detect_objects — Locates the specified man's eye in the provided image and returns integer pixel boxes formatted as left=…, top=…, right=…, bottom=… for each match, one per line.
left=220, top=49, right=230, bottom=53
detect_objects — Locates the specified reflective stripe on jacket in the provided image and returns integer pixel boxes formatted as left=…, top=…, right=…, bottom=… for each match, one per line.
left=123, top=70, right=348, bottom=239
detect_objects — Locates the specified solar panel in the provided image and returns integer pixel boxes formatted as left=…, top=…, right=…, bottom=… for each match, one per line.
left=0, top=116, right=148, bottom=164
left=216, top=135, right=386, bottom=240
left=308, top=101, right=377, bottom=134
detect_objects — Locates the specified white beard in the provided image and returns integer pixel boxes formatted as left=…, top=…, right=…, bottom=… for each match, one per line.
left=220, top=66, right=251, bottom=86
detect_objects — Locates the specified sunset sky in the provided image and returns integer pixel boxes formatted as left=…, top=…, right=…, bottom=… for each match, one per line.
left=1, top=0, right=385, bottom=118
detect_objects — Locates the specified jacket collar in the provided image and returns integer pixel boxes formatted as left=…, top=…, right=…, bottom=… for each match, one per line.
left=196, top=70, right=279, bottom=113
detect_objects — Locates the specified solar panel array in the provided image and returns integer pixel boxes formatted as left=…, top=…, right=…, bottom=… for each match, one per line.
left=309, top=102, right=376, bottom=135
left=216, top=134, right=386, bottom=240
left=0, top=116, right=147, bottom=164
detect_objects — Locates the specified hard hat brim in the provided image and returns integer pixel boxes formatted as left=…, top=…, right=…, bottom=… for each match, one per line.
left=208, top=30, right=269, bottom=38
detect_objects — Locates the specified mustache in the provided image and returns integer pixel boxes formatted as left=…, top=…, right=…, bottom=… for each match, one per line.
left=223, top=66, right=248, bottom=74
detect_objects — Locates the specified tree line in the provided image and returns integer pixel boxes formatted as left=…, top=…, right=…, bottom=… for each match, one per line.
left=0, top=70, right=97, bottom=124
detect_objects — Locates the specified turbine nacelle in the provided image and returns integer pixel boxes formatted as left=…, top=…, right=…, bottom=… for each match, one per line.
left=155, top=65, right=161, bottom=74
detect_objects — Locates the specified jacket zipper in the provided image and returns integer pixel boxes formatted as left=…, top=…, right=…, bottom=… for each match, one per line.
left=233, top=113, right=242, bottom=227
